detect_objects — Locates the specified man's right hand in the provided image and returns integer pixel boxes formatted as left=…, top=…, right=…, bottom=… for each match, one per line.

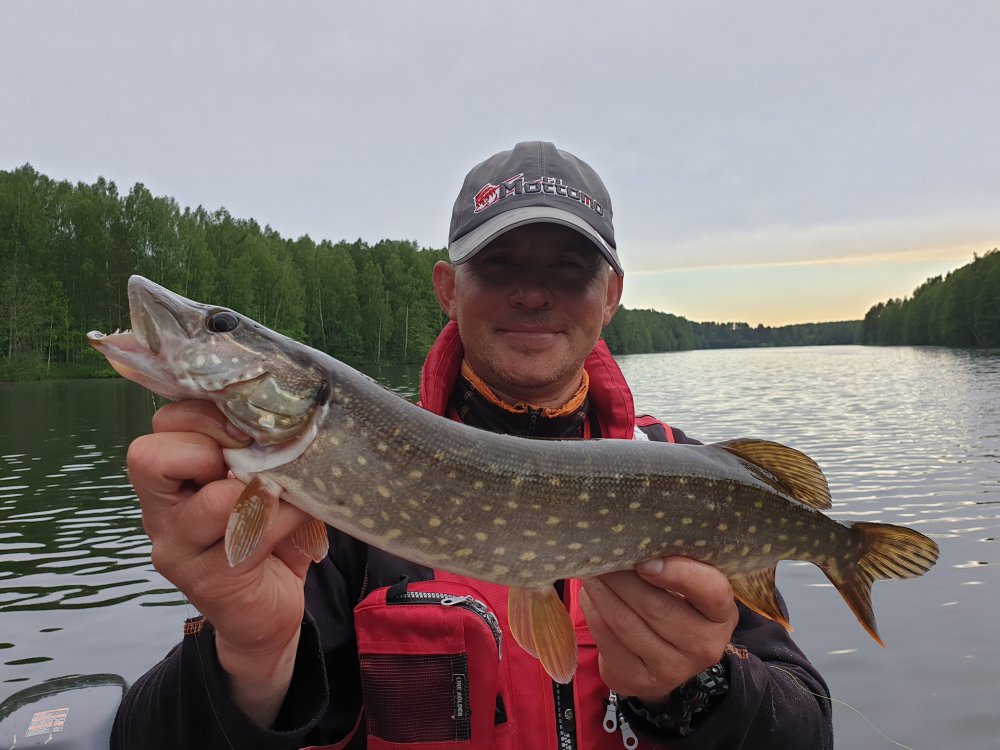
left=127, top=400, right=317, bottom=727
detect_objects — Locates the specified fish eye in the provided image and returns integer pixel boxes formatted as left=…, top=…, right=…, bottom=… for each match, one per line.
left=206, top=311, right=240, bottom=333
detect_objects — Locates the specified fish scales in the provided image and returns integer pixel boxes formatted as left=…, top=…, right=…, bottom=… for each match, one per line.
left=87, top=275, right=940, bottom=683
left=274, top=389, right=834, bottom=587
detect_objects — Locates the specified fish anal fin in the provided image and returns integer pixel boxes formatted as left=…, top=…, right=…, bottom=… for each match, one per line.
left=292, top=517, right=330, bottom=563
left=716, top=438, right=832, bottom=510
left=508, top=586, right=577, bottom=683
left=729, top=566, right=792, bottom=632
left=225, top=476, right=278, bottom=568
left=822, top=521, right=940, bottom=647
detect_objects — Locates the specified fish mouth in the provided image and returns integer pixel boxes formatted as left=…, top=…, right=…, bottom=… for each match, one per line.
left=87, top=288, right=164, bottom=353
left=86, top=276, right=207, bottom=399
left=86, top=329, right=148, bottom=378
left=87, top=326, right=178, bottom=397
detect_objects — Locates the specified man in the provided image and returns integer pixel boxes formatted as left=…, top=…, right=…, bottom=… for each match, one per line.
left=113, top=141, right=833, bottom=748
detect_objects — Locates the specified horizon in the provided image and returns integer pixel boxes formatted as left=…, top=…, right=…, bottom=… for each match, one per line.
left=3, top=2, right=998, bottom=328
left=4, top=161, right=984, bottom=329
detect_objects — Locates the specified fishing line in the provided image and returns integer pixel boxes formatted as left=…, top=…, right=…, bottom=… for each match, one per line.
left=182, top=598, right=238, bottom=750
left=767, top=664, right=914, bottom=750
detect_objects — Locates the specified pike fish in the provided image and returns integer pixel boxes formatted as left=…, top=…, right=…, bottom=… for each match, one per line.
left=88, top=276, right=939, bottom=683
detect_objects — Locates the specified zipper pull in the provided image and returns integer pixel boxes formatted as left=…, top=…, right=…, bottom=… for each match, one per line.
left=603, top=691, right=620, bottom=733
left=605, top=691, right=638, bottom=749
left=618, top=712, right=638, bottom=749
left=440, top=595, right=504, bottom=662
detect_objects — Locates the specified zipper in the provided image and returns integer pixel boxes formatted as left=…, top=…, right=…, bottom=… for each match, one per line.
left=355, top=563, right=370, bottom=605
left=546, top=580, right=577, bottom=750
left=553, top=680, right=577, bottom=750
left=386, top=590, right=503, bottom=661
left=527, top=407, right=541, bottom=436
left=603, top=691, right=638, bottom=749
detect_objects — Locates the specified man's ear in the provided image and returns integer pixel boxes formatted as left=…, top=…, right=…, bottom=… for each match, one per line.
left=603, top=270, right=624, bottom=327
left=432, top=261, right=458, bottom=320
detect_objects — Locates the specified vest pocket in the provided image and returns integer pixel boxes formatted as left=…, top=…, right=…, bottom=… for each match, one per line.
left=354, top=577, right=510, bottom=748
left=360, top=652, right=471, bottom=742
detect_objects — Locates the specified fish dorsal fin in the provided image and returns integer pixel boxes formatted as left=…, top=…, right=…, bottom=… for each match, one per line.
left=507, top=585, right=578, bottom=683
left=225, top=476, right=278, bottom=567
left=715, top=438, right=831, bottom=510
left=729, top=566, right=792, bottom=632
left=292, top=517, right=330, bottom=563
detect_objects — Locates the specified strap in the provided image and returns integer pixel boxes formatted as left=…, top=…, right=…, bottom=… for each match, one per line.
left=634, top=415, right=676, bottom=443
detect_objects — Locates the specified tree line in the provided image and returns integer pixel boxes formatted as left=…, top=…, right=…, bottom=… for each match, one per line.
left=602, top=308, right=859, bottom=355
left=1, top=165, right=453, bottom=380
left=2, top=164, right=860, bottom=381
left=860, top=249, right=1000, bottom=347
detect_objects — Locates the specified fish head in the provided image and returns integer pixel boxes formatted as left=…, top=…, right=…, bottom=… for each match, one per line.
left=87, top=275, right=327, bottom=445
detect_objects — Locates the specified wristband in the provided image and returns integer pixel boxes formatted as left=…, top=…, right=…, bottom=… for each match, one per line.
left=620, top=661, right=729, bottom=737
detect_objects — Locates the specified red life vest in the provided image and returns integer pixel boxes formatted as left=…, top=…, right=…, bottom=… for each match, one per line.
left=313, top=324, right=678, bottom=750
left=419, top=321, right=671, bottom=444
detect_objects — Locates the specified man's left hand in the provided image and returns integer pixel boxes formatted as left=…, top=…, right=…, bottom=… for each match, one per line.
left=580, top=556, right=738, bottom=707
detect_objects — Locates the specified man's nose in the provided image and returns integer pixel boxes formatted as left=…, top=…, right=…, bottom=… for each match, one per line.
left=509, top=271, right=553, bottom=308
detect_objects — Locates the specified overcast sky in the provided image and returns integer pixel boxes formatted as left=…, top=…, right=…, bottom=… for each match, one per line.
left=3, top=1, right=998, bottom=325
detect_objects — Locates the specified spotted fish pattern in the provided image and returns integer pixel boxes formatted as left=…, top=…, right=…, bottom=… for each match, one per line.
left=88, top=276, right=940, bottom=683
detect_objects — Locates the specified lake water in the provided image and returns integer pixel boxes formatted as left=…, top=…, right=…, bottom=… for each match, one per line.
left=1, top=346, right=997, bottom=749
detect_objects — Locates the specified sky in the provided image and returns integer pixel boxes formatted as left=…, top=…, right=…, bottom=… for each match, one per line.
left=2, top=1, right=998, bottom=326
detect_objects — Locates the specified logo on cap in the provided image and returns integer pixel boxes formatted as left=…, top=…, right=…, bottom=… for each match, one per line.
left=472, top=174, right=604, bottom=217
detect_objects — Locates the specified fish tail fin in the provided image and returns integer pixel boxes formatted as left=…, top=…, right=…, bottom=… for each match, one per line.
left=825, top=522, right=939, bottom=646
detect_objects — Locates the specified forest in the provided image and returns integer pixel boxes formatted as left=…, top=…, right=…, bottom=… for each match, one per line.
left=861, top=249, right=1000, bottom=347
left=2, top=165, right=858, bottom=381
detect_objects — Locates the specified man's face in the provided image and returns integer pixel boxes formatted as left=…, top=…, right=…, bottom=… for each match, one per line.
left=433, top=223, right=623, bottom=407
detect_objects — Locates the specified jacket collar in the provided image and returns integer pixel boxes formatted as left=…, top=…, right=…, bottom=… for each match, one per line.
left=418, top=320, right=636, bottom=439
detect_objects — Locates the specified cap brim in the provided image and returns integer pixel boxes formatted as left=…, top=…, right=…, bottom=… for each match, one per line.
left=448, top=206, right=623, bottom=275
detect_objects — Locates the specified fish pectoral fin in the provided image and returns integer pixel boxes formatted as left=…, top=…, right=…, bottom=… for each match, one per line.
left=508, top=586, right=578, bottom=684
left=729, top=566, right=792, bottom=632
left=715, top=438, right=832, bottom=510
left=225, top=476, right=279, bottom=567
left=292, top=517, right=330, bottom=563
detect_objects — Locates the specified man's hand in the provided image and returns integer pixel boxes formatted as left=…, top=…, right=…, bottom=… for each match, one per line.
left=580, top=557, right=738, bottom=707
left=127, top=400, right=317, bottom=727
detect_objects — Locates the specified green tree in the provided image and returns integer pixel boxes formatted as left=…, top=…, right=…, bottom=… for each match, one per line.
left=0, top=259, right=47, bottom=377
left=357, top=258, right=392, bottom=363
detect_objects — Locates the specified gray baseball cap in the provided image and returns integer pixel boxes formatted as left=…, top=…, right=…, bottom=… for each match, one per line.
left=448, top=141, right=623, bottom=275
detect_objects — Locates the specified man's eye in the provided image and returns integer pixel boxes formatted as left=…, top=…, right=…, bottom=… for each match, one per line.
left=553, top=257, right=598, bottom=276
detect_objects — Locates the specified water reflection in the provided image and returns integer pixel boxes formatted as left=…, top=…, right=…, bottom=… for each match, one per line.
left=0, top=380, right=187, bottom=696
left=619, top=345, right=1000, bottom=749
left=0, top=441, right=170, bottom=613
